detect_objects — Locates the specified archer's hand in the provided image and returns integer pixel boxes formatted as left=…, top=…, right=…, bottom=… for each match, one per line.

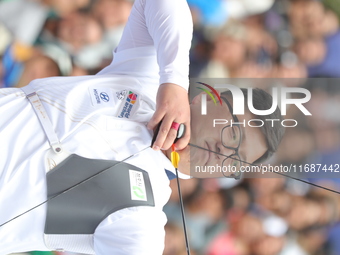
left=147, top=83, right=190, bottom=151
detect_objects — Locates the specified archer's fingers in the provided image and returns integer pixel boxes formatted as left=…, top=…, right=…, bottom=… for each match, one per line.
left=151, top=116, right=175, bottom=150
left=160, top=121, right=180, bottom=150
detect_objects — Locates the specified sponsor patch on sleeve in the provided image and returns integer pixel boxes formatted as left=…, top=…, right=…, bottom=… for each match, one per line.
left=89, top=86, right=117, bottom=108
left=116, top=91, right=140, bottom=119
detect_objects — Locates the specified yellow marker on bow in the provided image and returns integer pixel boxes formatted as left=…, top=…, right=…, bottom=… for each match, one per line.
left=171, top=144, right=180, bottom=168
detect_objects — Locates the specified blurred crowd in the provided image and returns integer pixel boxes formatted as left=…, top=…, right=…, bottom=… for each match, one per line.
left=0, top=0, right=132, bottom=87
left=166, top=76, right=340, bottom=255
left=1, top=0, right=340, bottom=255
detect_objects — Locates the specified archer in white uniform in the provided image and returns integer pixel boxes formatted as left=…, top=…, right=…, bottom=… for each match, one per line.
left=0, top=0, right=193, bottom=254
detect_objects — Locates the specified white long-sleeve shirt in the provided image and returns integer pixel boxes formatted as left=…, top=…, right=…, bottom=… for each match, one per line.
left=0, top=0, right=192, bottom=254
left=98, top=0, right=192, bottom=100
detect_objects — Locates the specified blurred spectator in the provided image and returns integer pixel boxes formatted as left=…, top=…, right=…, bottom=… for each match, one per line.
left=55, top=11, right=111, bottom=71
left=15, top=55, right=60, bottom=88
left=199, top=21, right=248, bottom=78
left=289, top=0, right=340, bottom=77
left=294, top=31, right=340, bottom=77
left=289, top=0, right=326, bottom=39
left=92, top=0, right=133, bottom=50
left=41, top=0, right=91, bottom=17
left=1, top=43, right=60, bottom=87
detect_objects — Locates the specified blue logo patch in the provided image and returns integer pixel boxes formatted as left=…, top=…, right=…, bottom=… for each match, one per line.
left=100, top=92, right=110, bottom=102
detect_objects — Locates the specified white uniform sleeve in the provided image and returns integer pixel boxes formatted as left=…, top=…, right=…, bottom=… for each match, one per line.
left=116, top=0, right=193, bottom=90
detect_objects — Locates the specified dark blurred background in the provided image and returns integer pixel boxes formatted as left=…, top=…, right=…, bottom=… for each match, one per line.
left=1, top=0, right=340, bottom=254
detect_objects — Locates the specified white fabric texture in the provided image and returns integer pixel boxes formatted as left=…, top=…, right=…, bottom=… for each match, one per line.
left=0, top=0, right=193, bottom=253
